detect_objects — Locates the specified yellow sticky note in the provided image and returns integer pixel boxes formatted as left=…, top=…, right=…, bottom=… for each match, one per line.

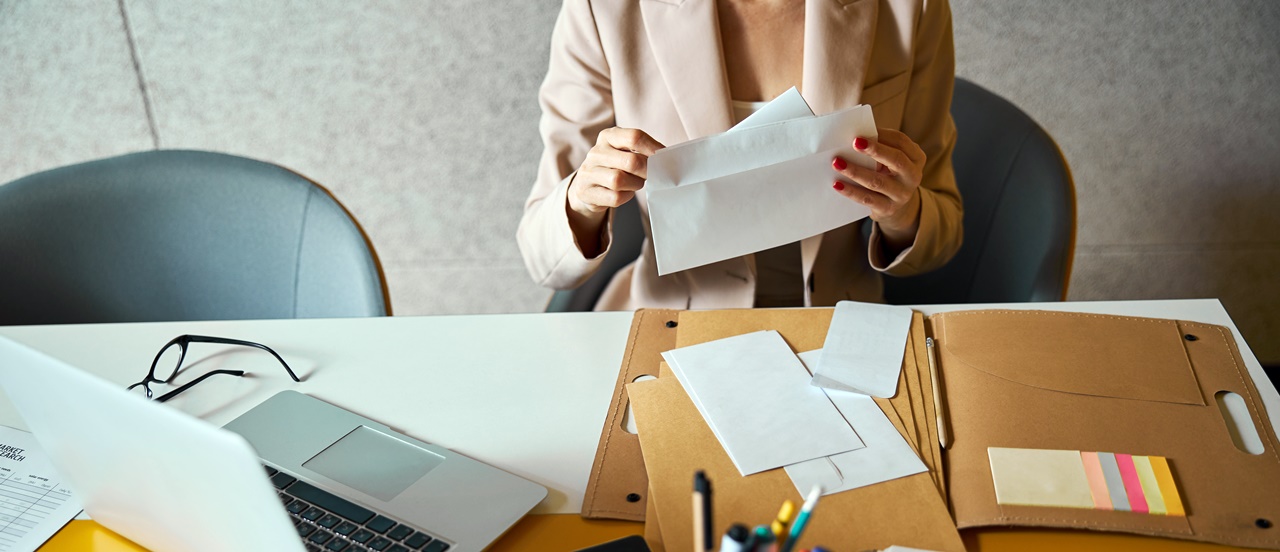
left=1150, top=456, right=1185, bottom=516
left=988, top=447, right=1095, bottom=509
left=1132, top=456, right=1167, bottom=515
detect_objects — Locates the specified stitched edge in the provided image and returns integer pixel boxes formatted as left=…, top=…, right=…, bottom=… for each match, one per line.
left=965, top=516, right=1193, bottom=534
left=941, top=310, right=1178, bottom=323
left=585, top=309, right=650, bottom=514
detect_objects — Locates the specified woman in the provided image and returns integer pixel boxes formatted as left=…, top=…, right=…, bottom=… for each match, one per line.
left=518, top=0, right=963, bottom=310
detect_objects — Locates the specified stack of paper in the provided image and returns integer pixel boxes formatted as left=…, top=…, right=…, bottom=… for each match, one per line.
left=660, top=330, right=927, bottom=495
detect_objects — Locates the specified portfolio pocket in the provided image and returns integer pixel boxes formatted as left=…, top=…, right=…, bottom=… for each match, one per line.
left=934, top=310, right=1204, bottom=406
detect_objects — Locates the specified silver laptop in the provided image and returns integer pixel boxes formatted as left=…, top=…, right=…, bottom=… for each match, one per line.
left=0, top=336, right=546, bottom=552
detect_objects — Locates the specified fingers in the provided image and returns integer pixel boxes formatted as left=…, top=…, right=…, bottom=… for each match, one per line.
left=571, top=127, right=663, bottom=216
left=588, top=146, right=651, bottom=179
left=574, top=180, right=637, bottom=211
left=580, top=165, right=645, bottom=193
left=831, top=157, right=914, bottom=204
left=571, top=165, right=644, bottom=213
left=874, top=128, right=927, bottom=166
left=853, top=135, right=916, bottom=179
left=832, top=179, right=893, bottom=212
left=598, top=127, right=665, bottom=157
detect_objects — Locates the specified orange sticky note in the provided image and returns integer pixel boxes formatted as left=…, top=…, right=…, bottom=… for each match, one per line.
left=1150, top=456, right=1185, bottom=516
left=1080, top=452, right=1112, bottom=510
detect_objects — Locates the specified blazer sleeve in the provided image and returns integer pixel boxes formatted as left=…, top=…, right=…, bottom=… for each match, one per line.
left=867, top=0, right=964, bottom=275
left=516, top=0, right=618, bottom=290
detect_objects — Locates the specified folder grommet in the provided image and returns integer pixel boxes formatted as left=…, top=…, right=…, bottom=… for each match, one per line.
left=666, top=321, right=678, bottom=328
left=627, top=493, right=642, bottom=503
left=1184, top=333, right=1199, bottom=341
left=1257, top=518, right=1273, bottom=529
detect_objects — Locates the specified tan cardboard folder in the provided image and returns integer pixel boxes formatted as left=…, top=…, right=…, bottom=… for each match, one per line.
left=581, top=309, right=679, bottom=521
left=934, top=310, right=1280, bottom=549
left=627, top=308, right=962, bottom=551
left=588, top=307, right=1280, bottom=550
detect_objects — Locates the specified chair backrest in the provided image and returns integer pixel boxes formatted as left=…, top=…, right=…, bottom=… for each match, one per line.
left=881, top=78, right=1075, bottom=304
left=544, top=199, right=646, bottom=313
left=545, top=78, right=1076, bottom=311
left=0, top=150, right=390, bottom=324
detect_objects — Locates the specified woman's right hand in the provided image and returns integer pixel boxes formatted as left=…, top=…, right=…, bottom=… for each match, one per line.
left=566, top=127, right=665, bottom=254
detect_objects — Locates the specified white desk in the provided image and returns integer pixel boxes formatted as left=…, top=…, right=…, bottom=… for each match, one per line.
left=1, top=299, right=1276, bottom=519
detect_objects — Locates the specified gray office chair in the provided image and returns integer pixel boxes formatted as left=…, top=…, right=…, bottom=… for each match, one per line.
left=0, top=150, right=390, bottom=324
left=546, top=78, right=1076, bottom=311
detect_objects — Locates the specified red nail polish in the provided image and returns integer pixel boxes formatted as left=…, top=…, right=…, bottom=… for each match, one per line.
left=833, top=181, right=845, bottom=191
left=854, top=137, right=869, bottom=150
left=832, top=157, right=847, bottom=171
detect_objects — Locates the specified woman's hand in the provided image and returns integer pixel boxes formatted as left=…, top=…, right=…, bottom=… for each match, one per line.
left=567, top=127, right=665, bottom=255
left=831, top=128, right=926, bottom=253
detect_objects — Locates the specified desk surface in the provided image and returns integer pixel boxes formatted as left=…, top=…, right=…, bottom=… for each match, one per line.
left=3, top=299, right=1275, bottom=551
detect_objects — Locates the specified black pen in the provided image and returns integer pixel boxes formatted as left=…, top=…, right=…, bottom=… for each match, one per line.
left=694, top=471, right=713, bottom=552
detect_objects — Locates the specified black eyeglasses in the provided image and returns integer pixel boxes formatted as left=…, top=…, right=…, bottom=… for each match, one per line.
left=127, top=335, right=301, bottom=402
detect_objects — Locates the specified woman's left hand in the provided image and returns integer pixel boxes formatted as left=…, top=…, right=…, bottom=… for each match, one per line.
left=830, top=128, right=926, bottom=249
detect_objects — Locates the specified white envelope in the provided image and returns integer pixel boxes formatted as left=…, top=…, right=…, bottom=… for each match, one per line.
left=661, top=330, right=865, bottom=476
left=785, top=349, right=928, bottom=496
left=645, top=98, right=878, bottom=275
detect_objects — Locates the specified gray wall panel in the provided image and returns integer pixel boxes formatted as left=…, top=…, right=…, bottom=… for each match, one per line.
left=4, top=0, right=1275, bottom=362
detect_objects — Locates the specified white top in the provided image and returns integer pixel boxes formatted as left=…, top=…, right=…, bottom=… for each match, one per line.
left=732, top=99, right=806, bottom=307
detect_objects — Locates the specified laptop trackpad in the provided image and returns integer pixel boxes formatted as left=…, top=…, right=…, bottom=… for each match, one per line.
left=303, top=426, right=444, bottom=501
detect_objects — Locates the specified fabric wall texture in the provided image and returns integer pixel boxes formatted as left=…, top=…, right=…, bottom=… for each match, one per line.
left=2, top=0, right=1277, bottom=363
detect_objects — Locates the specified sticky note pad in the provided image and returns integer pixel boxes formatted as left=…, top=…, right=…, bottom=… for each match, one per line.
left=1097, top=452, right=1131, bottom=512
left=1133, top=456, right=1167, bottom=515
left=988, top=447, right=1095, bottom=509
left=1116, top=453, right=1149, bottom=513
left=1150, top=456, right=1185, bottom=516
left=1080, top=452, right=1112, bottom=510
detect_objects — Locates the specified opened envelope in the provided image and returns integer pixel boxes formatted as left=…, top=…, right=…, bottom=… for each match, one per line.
left=645, top=91, right=879, bottom=276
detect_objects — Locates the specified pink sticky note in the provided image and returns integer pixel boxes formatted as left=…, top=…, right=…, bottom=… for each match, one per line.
left=1080, top=452, right=1112, bottom=510
left=1116, top=453, right=1148, bottom=513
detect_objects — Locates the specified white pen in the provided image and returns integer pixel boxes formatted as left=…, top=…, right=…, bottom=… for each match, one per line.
left=926, top=337, right=949, bottom=449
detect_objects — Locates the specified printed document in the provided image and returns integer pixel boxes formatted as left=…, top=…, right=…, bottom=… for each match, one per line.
left=0, top=425, right=82, bottom=552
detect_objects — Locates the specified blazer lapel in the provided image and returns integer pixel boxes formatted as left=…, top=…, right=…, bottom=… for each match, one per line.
left=640, top=0, right=735, bottom=141
left=801, top=0, right=878, bottom=116
left=801, top=0, right=878, bottom=292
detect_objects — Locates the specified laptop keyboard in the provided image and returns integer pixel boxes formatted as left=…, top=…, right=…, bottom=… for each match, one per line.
left=266, top=466, right=452, bottom=552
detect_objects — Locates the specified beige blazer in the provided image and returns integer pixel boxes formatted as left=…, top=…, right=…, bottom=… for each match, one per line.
left=518, top=0, right=963, bottom=310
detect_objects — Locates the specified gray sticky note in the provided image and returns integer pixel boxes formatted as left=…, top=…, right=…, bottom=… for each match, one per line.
left=1097, top=452, right=1131, bottom=511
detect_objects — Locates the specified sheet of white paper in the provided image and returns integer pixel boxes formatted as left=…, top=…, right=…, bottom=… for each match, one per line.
left=729, top=87, right=814, bottom=133
left=812, top=301, right=914, bottom=397
left=645, top=103, right=878, bottom=275
left=661, top=331, right=864, bottom=476
left=785, top=350, right=928, bottom=496
left=0, top=425, right=83, bottom=552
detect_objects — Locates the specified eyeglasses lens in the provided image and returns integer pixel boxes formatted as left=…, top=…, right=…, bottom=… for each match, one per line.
left=152, top=342, right=186, bottom=383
